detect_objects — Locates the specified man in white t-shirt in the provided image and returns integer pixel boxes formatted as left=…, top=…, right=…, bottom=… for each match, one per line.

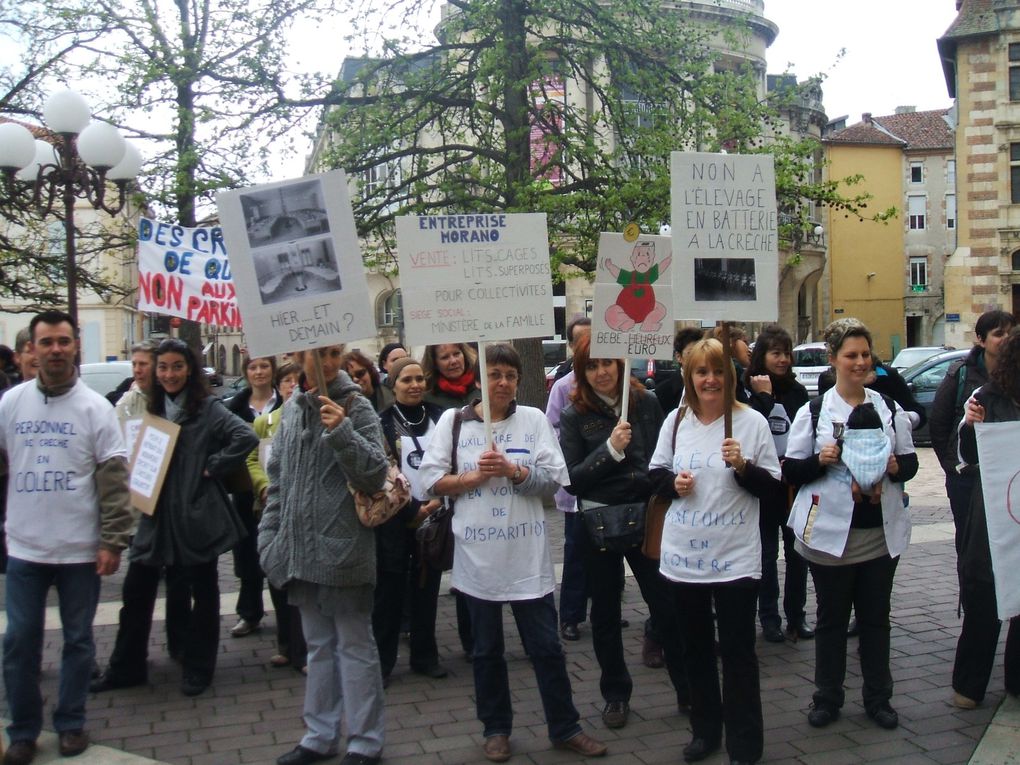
left=0, top=311, right=133, bottom=765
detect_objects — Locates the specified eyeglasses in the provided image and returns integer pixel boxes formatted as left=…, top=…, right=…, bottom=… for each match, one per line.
left=487, top=371, right=519, bottom=384
left=350, top=368, right=369, bottom=381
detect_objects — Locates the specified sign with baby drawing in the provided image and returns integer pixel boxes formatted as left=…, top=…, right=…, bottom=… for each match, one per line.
left=590, top=232, right=675, bottom=362
left=670, top=151, right=778, bottom=323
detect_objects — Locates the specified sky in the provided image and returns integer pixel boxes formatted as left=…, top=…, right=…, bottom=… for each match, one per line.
left=763, top=0, right=960, bottom=124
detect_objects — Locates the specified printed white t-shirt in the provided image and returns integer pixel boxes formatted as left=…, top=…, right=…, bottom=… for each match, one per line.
left=0, top=379, right=127, bottom=564
left=649, top=405, right=780, bottom=584
left=418, top=405, right=568, bottom=601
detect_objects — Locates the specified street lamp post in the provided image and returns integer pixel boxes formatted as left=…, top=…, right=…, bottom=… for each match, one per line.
left=0, top=89, right=141, bottom=330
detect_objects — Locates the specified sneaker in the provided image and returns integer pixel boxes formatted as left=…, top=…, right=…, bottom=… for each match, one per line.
left=807, top=702, right=839, bottom=728
left=230, top=618, right=260, bottom=637
left=601, top=700, right=629, bottom=729
left=867, top=701, right=899, bottom=729
left=58, top=729, right=90, bottom=757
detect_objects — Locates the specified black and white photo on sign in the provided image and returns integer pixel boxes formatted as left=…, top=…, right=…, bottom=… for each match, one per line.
left=252, top=235, right=342, bottom=305
left=693, top=257, right=757, bottom=302
left=240, top=179, right=330, bottom=248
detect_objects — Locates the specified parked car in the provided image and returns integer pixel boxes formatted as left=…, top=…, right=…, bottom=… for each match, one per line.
left=890, top=345, right=954, bottom=373
left=79, top=361, right=133, bottom=398
left=902, top=348, right=969, bottom=445
left=630, top=357, right=678, bottom=389
left=792, top=342, right=829, bottom=395
left=203, top=366, right=223, bottom=386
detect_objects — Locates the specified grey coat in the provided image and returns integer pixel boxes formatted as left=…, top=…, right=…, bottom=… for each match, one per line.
left=131, top=396, right=258, bottom=567
left=258, top=372, right=388, bottom=591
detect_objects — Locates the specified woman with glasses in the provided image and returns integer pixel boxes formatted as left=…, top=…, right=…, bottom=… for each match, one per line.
left=343, top=349, right=393, bottom=413
left=419, top=343, right=607, bottom=763
left=94, top=339, right=257, bottom=696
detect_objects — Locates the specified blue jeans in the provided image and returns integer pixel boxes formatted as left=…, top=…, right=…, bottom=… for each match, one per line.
left=463, top=592, right=582, bottom=742
left=3, top=557, right=100, bottom=743
left=558, top=512, right=588, bottom=626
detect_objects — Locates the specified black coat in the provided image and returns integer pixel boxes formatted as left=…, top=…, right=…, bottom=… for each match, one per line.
left=929, top=346, right=986, bottom=475
left=131, top=396, right=258, bottom=567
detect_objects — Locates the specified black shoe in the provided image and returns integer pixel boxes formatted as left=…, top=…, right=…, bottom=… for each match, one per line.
left=58, top=729, right=90, bottom=757
left=807, top=702, right=839, bottom=728
left=340, top=754, right=380, bottom=765
left=410, top=662, right=448, bottom=679
left=847, top=618, right=860, bottom=637
left=90, top=672, right=145, bottom=693
left=762, top=623, right=785, bottom=643
left=867, top=702, right=899, bottom=729
left=601, top=700, right=629, bottom=728
left=560, top=623, right=580, bottom=641
left=682, top=737, right=720, bottom=762
left=181, top=672, right=210, bottom=696
left=788, top=619, right=815, bottom=640
left=277, top=746, right=335, bottom=765
left=3, top=739, right=37, bottom=765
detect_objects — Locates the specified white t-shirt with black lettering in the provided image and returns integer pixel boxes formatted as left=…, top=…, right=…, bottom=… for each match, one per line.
left=0, top=379, right=126, bottom=564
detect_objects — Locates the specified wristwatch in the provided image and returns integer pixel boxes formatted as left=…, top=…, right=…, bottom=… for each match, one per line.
left=511, top=466, right=523, bottom=482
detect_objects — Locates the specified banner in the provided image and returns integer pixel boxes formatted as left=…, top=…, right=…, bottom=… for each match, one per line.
left=136, top=217, right=241, bottom=328
left=216, top=171, right=376, bottom=358
left=975, top=421, right=1020, bottom=620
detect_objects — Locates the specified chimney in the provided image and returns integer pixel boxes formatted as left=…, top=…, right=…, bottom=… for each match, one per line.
left=863, top=112, right=872, bottom=124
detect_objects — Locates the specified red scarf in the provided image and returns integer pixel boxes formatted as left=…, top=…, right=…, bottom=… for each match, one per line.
left=437, top=369, right=476, bottom=398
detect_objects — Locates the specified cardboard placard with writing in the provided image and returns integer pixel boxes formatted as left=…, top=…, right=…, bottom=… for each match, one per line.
left=974, top=421, right=1020, bottom=620
left=128, top=413, right=181, bottom=516
left=394, top=213, right=554, bottom=347
left=216, top=171, right=376, bottom=358
left=670, top=152, right=779, bottom=322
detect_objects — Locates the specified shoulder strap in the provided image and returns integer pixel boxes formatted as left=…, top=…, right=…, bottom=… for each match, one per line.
left=955, top=361, right=968, bottom=410
left=809, top=395, right=824, bottom=438
left=450, top=407, right=465, bottom=474
left=672, top=405, right=685, bottom=449
left=879, top=392, right=897, bottom=432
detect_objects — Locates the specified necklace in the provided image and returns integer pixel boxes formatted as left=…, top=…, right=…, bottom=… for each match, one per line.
left=396, top=403, right=427, bottom=427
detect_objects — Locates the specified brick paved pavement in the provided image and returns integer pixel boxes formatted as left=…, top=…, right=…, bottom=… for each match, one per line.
left=2, top=448, right=1018, bottom=764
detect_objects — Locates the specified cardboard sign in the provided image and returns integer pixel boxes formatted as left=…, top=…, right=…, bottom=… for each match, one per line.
left=128, top=413, right=181, bottom=516
left=216, top=171, right=376, bottom=357
left=975, top=421, right=1020, bottom=620
left=136, top=218, right=240, bottom=328
left=590, top=232, right=675, bottom=361
left=670, top=152, right=779, bottom=322
left=394, top=213, right=554, bottom=346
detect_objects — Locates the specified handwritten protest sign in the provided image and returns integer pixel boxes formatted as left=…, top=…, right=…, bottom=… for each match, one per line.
left=395, top=213, right=554, bottom=347
left=128, top=413, right=181, bottom=516
left=975, top=421, right=1020, bottom=620
left=670, top=152, right=778, bottom=322
left=590, top=232, right=675, bottom=362
left=137, top=218, right=240, bottom=328
left=216, top=171, right=375, bottom=358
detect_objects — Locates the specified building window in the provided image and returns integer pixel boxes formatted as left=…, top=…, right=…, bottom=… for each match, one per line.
left=910, top=257, right=928, bottom=289
left=908, top=195, right=926, bottom=230
left=947, top=159, right=956, bottom=187
left=376, top=289, right=402, bottom=327
left=910, top=162, right=923, bottom=183
left=362, top=160, right=400, bottom=198
left=1012, top=251, right=1020, bottom=271
left=1011, top=43, right=1020, bottom=101
left=1012, top=144, right=1020, bottom=204
left=946, top=193, right=956, bottom=229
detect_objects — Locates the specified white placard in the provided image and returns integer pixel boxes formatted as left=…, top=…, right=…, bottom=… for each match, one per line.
left=122, top=418, right=143, bottom=461
left=395, top=213, right=554, bottom=347
left=590, top=233, right=675, bottom=361
left=216, top=171, right=376, bottom=358
left=130, top=428, right=170, bottom=499
left=974, top=421, right=1020, bottom=620
left=670, top=152, right=778, bottom=322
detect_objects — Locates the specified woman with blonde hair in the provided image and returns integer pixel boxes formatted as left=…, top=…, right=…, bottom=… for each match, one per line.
left=422, top=342, right=479, bottom=410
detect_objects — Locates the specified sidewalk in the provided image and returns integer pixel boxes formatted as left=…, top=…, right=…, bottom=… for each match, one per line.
left=3, top=447, right=1019, bottom=764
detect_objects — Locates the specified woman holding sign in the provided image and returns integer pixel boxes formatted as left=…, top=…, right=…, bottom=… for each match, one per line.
left=95, top=339, right=257, bottom=697
left=419, top=343, right=607, bottom=763
left=558, top=333, right=688, bottom=729
left=648, top=338, right=780, bottom=765
left=950, top=327, right=1020, bottom=709
left=373, top=357, right=447, bottom=683
left=783, top=318, right=917, bottom=731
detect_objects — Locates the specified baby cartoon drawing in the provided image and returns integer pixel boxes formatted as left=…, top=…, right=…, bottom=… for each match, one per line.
left=604, top=239, right=672, bottom=331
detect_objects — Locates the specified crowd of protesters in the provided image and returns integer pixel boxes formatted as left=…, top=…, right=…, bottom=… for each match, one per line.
left=0, top=310, right=1016, bottom=765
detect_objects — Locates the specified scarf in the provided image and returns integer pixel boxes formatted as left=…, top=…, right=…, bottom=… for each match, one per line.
left=436, top=369, right=476, bottom=398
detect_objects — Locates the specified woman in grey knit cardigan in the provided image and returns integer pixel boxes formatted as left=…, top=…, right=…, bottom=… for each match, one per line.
left=258, top=344, right=389, bottom=765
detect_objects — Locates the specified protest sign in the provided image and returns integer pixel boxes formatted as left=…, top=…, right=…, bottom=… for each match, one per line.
left=590, top=232, right=675, bottom=362
left=216, top=171, right=375, bottom=358
left=670, top=152, right=778, bottom=322
left=136, top=217, right=240, bottom=328
left=394, top=213, right=554, bottom=347
left=128, top=413, right=181, bottom=516
left=974, top=421, right=1020, bottom=620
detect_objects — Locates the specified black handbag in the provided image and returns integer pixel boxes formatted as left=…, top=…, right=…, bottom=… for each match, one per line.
left=415, top=408, right=464, bottom=573
left=582, top=502, right=646, bottom=553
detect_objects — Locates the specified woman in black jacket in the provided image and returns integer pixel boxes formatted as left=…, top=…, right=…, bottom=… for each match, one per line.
left=950, top=327, right=1020, bottom=709
left=373, top=357, right=448, bottom=683
left=559, top=334, right=688, bottom=729
left=744, top=326, right=812, bottom=643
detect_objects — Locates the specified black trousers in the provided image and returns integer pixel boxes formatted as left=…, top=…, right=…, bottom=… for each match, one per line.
left=232, top=493, right=265, bottom=624
left=945, top=472, right=977, bottom=557
left=809, top=554, right=898, bottom=711
left=107, top=559, right=221, bottom=682
left=580, top=527, right=688, bottom=706
left=373, top=555, right=442, bottom=676
left=953, top=578, right=1020, bottom=702
left=671, top=579, right=762, bottom=763
left=758, top=501, right=808, bottom=628
left=268, top=581, right=306, bottom=666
